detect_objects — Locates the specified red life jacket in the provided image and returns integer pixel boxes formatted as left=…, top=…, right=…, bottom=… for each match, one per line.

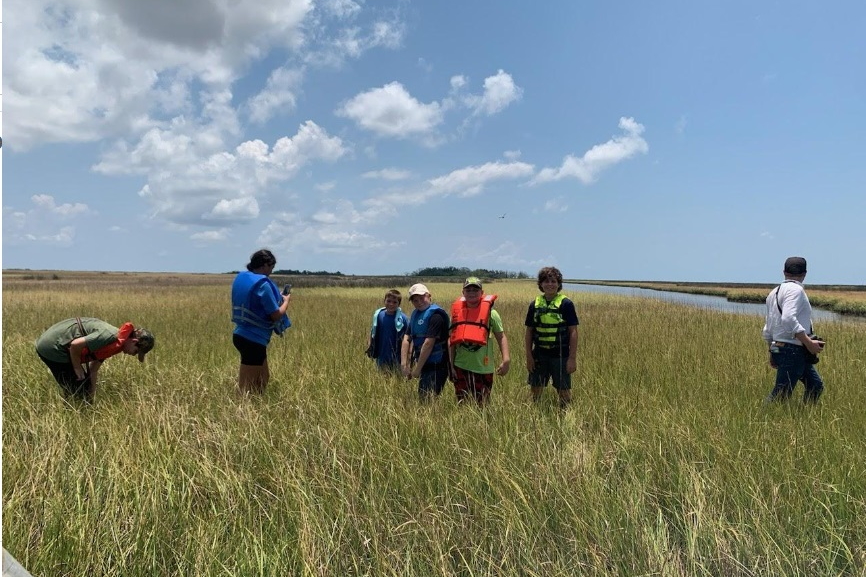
left=81, top=322, right=135, bottom=362
left=449, top=294, right=497, bottom=347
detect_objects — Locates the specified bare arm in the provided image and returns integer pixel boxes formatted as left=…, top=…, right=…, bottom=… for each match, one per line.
left=494, top=330, right=510, bottom=376
left=566, top=326, right=578, bottom=374
left=448, top=343, right=457, bottom=379
left=401, top=334, right=413, bottom=378
left=524, top=327, right=535, bottom=373
left=411, top=337, right=436, bottom=378
left=795, top=330, right=824, bottom=354
left=67, top=337, right=89, bottom=380
left=268, top=294, right=291, bottom=322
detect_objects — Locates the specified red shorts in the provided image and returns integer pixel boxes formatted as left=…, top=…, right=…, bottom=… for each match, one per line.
left=453, top=366, right=494, bottom=405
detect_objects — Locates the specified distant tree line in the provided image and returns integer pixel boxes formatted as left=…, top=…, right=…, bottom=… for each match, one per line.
left=409, top=266, right=529, bottom=279
left=228, top=269, right=344, bottom=276
left=227, top=266, right=529, bottom=279
left=274, top=269, right=344, bottom=276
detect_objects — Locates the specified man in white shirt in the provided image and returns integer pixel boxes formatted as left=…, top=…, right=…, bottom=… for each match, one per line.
left=762, top=256, right=825, bottom=403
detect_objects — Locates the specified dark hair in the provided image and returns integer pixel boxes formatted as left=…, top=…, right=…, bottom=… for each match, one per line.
left=385, top=289, right=402, bottom=304
left=537, top=266, right=563, bottom=292
left=247, top=249, right=277, bottom=272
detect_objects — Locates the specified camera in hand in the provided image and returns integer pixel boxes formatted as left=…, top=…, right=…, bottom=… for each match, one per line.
left=805, top=334, right=824, bottom=364
left=282, top=284, right=292, bottom=296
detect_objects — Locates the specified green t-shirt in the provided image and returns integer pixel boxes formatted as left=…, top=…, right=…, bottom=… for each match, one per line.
left=453, top=309, right=504, bottom=374
left=35, top=318, right=119, bottom=363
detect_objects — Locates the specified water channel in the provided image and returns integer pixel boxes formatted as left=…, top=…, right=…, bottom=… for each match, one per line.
left=566, top=283, right=861, bottom=324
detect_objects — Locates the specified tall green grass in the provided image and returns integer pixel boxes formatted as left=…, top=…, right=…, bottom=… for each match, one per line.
left=3, top=279, right=865, bottom=576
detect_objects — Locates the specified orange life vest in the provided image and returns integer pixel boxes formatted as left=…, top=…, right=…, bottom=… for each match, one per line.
left=449, top=294, right=497, bottom=347
left=81, top=322, right=135, bottom=362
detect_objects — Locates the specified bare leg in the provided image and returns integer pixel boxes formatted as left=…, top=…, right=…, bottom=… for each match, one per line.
left=238, top=364, right=264, bottom=395
left=558, top=389, right=572, bottom=409
left=259, top=359, right=270, bottom=394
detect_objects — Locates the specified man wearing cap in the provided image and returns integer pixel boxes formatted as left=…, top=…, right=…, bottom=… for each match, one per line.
left=448, top=277, right=510, bottom=406
left=35, top=317, right=155, bottom=403
left=401, top=283, right=451, bottom=400
left=762, top=257, right=825, bottom=403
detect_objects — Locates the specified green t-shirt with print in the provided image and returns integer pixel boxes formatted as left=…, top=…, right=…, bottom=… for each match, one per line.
left=452, top=309, right=504, bottom=374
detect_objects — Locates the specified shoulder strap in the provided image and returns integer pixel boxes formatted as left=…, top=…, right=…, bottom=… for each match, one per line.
left=775, top=281, right=799, bottom=314
left=74, top=318, right=91, bottom=376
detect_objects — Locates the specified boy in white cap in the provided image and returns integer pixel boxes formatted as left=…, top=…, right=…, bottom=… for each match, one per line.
left=401, top=283, right=451, bottom=400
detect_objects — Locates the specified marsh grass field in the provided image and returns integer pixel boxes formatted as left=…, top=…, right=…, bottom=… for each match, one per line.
left=2, top=272, right=866, bottom=576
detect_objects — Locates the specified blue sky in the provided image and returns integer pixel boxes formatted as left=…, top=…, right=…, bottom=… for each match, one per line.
left=2, top=1, right=865, bottom=284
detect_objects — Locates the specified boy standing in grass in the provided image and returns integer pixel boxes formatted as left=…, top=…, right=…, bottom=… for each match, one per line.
left=448, top=277, right=510, bottom=406
left=366, top=289, right=409, bottom=372
left=524, top=266, right=579, bottom=408
left=402, top=283, right=451, bottom=401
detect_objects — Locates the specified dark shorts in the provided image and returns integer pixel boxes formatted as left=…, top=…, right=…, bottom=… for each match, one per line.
left=453, top=366, right=493, bottom=404
left=233, top=334, right=267, bottom=366
left=527, top=353, right=571, bottom=390
left=36, top=350, right=91, bottom=399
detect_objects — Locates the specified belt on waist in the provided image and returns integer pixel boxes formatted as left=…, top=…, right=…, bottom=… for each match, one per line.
left=772, top=342, right=801, bottom=347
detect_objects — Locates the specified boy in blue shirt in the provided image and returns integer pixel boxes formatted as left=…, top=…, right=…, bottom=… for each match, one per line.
left=366, top=289, right=409, bottom=371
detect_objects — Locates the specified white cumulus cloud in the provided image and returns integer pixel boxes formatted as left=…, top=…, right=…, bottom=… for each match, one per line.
left=361, top=168, right=413, bottom=180
left=428, top=161, right=535, bottom=197
left=336, top=82, right=444, bottom=138
left=531, top=117, right=649, bottom=185
left=464, top=70, right=523, bottom=116
left=95, top=120, right=346, bottom=226
left=2, top=195, right=93, bottom=246
left=247, top=67, right=304, bottom=124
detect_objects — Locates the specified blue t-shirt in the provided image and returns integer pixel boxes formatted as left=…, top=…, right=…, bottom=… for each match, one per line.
left=375, top=311, right=402, bottom=368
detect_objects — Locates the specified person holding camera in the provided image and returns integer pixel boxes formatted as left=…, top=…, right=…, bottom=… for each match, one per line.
left=35, top=318, right=155, bottom=403
left=762, top=256, right=825, bottom=403
left=231, top=249, right=291, bottom=394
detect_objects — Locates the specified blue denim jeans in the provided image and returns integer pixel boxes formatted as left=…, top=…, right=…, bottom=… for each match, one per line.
left=768, top=344, right=824, bottom=403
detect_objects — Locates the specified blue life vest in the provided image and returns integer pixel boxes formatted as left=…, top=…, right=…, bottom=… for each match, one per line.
left=370, top=307, right=407, bottom=339
left=409, top=304, right=447, bottom=365
left=369, top=307, right=408, bottom=363
left=231, top=271, right=291, bottom=337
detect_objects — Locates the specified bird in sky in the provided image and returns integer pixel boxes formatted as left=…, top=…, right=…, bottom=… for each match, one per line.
left=498, top=213, right=506, bottom=219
